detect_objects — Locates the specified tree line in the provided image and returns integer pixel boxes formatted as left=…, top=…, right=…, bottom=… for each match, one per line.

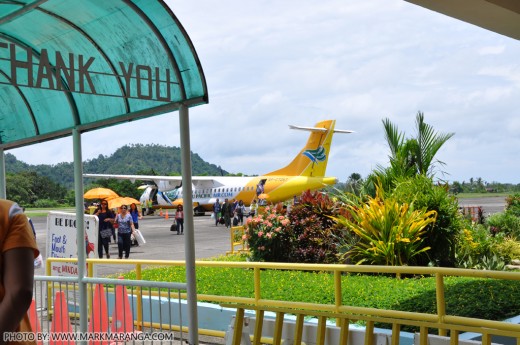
left=4, top=144, right=228, bottom=207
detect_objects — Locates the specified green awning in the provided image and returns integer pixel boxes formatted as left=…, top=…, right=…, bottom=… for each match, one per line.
left=0, top=0, right=208, bottom=149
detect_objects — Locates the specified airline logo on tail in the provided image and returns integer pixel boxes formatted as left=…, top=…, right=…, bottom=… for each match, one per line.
left=303, top=146, right=327, bottom=163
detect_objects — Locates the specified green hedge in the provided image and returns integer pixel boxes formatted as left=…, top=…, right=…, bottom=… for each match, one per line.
left=119, top=258, right=520, bottom=325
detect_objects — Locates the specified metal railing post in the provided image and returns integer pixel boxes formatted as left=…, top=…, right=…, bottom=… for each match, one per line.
left=436, top=273, right=447, bottom=336
left=136, top=263, right=143, bottom=331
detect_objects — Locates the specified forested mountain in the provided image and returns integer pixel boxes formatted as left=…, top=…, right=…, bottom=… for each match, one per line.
left=5, top=144, right=228, bottom=189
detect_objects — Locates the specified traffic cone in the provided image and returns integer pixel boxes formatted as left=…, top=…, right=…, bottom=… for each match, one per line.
left=109, top=279, right=142, bottom=345
left=89, top=284, right=109, bottom=345
left=50, top=291, right=74, bottom=345
left=159, top=208, right=163, bottom=217
left=165, top=211, right=169, bottom=220
left=111, top=278, right=134, bottom=334
left=28, top=299, right=43, bottom=345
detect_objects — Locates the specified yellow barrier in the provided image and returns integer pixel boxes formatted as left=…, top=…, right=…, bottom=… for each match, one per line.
left=45, top=258, right=520, bottom=345
left=227, top=225, right=249, bottom=255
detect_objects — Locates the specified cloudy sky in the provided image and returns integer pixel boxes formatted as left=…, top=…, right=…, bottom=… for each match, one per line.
left=10, top=0, right=520, bottom=183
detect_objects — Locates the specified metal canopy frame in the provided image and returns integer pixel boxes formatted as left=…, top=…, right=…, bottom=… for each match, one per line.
left=0, top=1, right=207, bottom=344
left=404, top=0, right=520, bottom=41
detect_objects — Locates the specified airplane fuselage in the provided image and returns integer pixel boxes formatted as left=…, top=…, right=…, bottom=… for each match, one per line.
left=145, top=175, right=337, bottom=211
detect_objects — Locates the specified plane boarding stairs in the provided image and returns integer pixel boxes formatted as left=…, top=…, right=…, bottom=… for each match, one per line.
left=225, top=316, right=501, bottom=345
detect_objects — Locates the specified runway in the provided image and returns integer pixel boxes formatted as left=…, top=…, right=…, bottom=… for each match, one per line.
left=457, top=196, right=507, bottom=216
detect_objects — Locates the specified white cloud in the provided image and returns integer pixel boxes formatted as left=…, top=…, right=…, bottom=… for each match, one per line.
left=8, top=0, right=520, bottom=184
left=478, top=45, right=506, bottom=55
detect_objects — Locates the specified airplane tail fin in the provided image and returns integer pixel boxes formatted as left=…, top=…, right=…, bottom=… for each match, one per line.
left=265, top=120, right=352, bottom=177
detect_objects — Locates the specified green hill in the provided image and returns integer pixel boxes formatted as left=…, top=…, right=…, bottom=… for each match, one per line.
left=5, top=144, right=228, bottom=189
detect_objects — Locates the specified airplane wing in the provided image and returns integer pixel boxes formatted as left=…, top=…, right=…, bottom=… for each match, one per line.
left=83, top=173, right=227, bottom=190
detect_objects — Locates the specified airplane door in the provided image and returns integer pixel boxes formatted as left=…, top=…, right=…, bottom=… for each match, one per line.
left=256, top=179, right=267, bottom=197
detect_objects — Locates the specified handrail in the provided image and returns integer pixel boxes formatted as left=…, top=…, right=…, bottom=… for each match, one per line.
left=45, top=257, right=520, bottom=344
left=227, top=225, right=249, bottom=255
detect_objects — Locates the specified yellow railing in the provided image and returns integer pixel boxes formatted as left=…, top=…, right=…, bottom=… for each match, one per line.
left=46, top=258, right=520, bottom=344
left=227, top=225, right=249, bottom=255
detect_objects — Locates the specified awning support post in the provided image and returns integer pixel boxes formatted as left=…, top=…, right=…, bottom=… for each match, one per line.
left=0, top=148, right=5, bottom=199
left=72, top=128, right=88, bottom=344
left=179, top=104, right=199, bottom=345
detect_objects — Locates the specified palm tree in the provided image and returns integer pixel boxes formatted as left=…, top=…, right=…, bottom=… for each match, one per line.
left=411, top=112, right=454, bottom=176
left=366, top=112, right=454, bottom=193
left=382, top=111, right=454, bottom=178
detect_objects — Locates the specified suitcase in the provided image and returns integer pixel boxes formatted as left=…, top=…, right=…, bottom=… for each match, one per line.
left=133, top=229, right=146, bottom=245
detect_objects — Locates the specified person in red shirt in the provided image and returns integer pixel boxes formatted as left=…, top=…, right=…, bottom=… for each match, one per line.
left=0, top=199, right=39, bottom=344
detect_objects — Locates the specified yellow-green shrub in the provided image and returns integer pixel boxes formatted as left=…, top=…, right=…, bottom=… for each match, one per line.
left=336, top=185, right=437, bottom=266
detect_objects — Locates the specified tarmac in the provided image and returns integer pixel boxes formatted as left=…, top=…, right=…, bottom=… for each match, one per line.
left=457, top=196, right=507, bottom=216
left=32, top=213, right=234, bottom=277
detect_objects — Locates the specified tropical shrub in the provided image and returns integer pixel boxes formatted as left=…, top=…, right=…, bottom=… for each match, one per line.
left=505, top=193, right=520, bottom=217
left=244, top=204, right=292, bottom=262
left=455, top=224, right=495, bottom=268
left=453, top=222, right=518, bottom=269
left=390, top=176, right=464, bottom=267
left=287, top=191, right=347, bottom=263
left=336, top=185, right=437, bottom=266
left=245, top=191, right=349, bottom=263
left=493, top=237, right=520, bottom=263
left=486, top=211, right=520, bottom=239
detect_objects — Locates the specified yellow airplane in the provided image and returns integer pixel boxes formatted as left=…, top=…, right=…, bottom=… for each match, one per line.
left=84, top=120, right=352, bottom=213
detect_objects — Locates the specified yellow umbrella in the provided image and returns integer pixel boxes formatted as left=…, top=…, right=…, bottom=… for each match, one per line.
left=84, top=187, right=119, bottom=200
left=258, top=193, right=269, bottom=200
left=108, top=196, right=140, bottom=209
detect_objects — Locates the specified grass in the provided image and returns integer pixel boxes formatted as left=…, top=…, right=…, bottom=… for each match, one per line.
left=25, top=207, right=76, bottom=217
left=118, top=255, right=520, bottom=325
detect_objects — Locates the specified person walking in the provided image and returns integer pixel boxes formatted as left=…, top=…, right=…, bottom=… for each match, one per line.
left=0, top=199, right=39, bottom=343
left=129, top=203, right=143, bottom=246
left=113, top=205, right=136, bottom=259
left=141, top=200, right=147, bottom=217
left=221, top=198, right=232, bottom=228
left=95, top=200, right=115, bottom=258
left=213, top=198, right=221, bottom=226
left=235, top=200, right=246, bottom=225
left=175, top=205, right=184, bottom=235
left=249, top=199, right=258, bottom=217
left=147, top=198, right=153, bottom=215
